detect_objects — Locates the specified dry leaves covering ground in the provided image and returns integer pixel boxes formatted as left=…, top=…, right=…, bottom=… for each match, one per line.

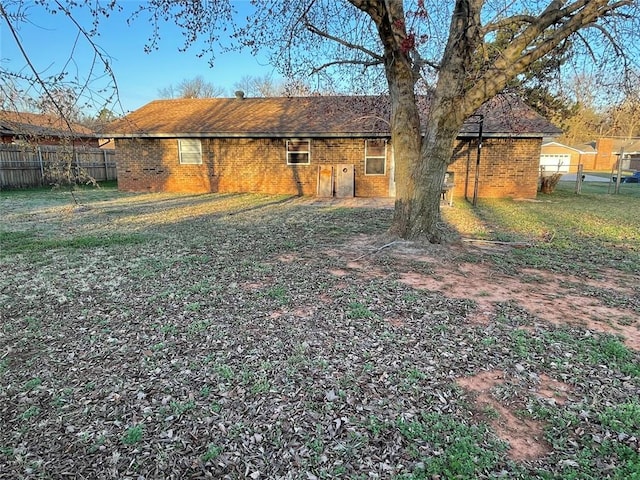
left=0, top=191, right=638, bottom=479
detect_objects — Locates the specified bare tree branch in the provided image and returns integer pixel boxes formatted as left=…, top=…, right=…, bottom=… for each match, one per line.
left=482, top=15, right=537, bottom=34
left=304, top=21, right=384, bottom=61
left=411, top=51, right=440, bottom=71
left=0, top=3, right=74, bottom=133
left=52, top=1, right=122, bottom=111
left=468, top=0, right=634, bottom=106
left=310, top=58, right=382, bottom=74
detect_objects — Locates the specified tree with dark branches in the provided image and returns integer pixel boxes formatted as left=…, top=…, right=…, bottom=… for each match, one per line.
left=2, top=1, right=639, bottom=240
left=108, top=0, right=640, bottom=241
left=0, top=1, right=121, bottom=126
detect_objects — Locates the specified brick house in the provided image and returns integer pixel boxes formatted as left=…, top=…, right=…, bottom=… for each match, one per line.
left=106, top=93, right=560, bottom=199
left=540, top=141, right=596, bottom=174
left=541, top=138, right=640, bottom=173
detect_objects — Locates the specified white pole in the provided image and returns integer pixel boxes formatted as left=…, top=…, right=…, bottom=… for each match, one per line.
left=37, top=146, right=44, bottom=185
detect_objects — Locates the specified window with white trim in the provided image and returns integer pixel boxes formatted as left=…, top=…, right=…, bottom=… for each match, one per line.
left=178, top=139, right=202, bottom=165
left=286, top=139, right=310, bottom=165
left=365, top=139, right=386, bottom=175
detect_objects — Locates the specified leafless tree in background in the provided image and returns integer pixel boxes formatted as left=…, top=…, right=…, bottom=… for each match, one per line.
left=158, top=75, right=226, bottom=98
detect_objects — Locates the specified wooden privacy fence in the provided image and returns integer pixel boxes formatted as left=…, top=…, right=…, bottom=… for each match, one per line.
left=0, top=145, right=116, bottom=188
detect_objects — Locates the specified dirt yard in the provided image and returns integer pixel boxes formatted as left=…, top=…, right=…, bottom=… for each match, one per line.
left=336, top=232, right=639, bottom=464
left=0, top=191, right=638, bottom=479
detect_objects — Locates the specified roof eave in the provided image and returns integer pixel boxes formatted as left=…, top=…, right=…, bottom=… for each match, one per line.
left=541, top=142, right=587, bottom=154
left=107, top=132, right=391, bottom=139
left=108, top=131, right=553, bottom=139
left=457, top=132, right=553, bottom=139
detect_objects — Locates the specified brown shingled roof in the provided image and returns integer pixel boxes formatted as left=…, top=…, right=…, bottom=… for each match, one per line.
left=611, top=138, right=640, bottom=154
left=0, top=111, right=95, bottom=139
left=459, top=95, right=563, bottom=137
left=106, top=94, right=561, bottom=139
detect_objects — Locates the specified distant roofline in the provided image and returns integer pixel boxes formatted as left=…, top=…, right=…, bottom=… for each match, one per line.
left=0, top=110, right=97, bottom=138
left=542, top=141, right=595, bottom=154
left=543, top=139, right=640, bottom=154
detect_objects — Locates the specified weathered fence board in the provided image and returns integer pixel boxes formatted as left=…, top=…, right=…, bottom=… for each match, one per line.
left=0, top=145, right=116, bottom=188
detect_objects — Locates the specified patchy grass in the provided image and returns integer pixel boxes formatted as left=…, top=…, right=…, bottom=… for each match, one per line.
left=396, top=413, right=508, bottom=478
left=0, top=186, right=638, bottom=478
left=122, top=425, right=144, bottom=445
left=0, top=230, right=146, bottom=256
left=443, top=183, right=640, bottom=276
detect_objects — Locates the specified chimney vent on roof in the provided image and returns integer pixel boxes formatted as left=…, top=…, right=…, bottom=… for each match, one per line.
left=235, top=90, right=245, bottom=99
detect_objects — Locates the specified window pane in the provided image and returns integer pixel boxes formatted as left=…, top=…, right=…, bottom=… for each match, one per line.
left=288, top=152, right=309, bottom=164
left=366, top=139, right=386, bottom=157
left=366, top=157, right=385, bottom=175
left=288, top=140, right=309, bottom=153
left=181, top=153, right=201, bottom=164
left=365, top=139, right=386, bottom=175
left=287, top=140, right=310, bottom=164
left=179, top=139, right=202, bottom=164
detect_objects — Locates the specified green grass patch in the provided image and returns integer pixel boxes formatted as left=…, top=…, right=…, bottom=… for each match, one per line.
left=445, top=187, right=640, bottom=275
left=19, top=406, right=41, bottom=421
left=529, top=398, right=640, bottom=479
left=264, top=285, right=289, bottom=305
left=509, top=328, right=640, bottom=377
left=216, top=364, right=234, bottom=381
left=0, top=359, right=9, bottom=376
left=347, top=302, right=375, bottom=319
left=0, top=230, right=146, bottom=256
left=2, top=188, right=638, bottom=479
left=396, top=412, right=506, bottom=478
left=23, top=377, right=42, bottom=391
left=202, top=443, right=223, bottom=462
left=122, top=425, right=144, bottom=445
left=170, top=400, right=195, bottom=416
left=584, top=335, right=639, bottom=377
left=598, top=402, right=640, bottom=435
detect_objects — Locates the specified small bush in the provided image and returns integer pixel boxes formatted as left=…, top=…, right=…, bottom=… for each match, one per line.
left=539, top=173, right=563, bottom=194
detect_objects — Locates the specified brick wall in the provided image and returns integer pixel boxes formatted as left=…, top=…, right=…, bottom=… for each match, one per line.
left=594, top=138, right=615, bottom=171
left=447, top=137, right=542, bottom=199
left=578, top=153, right=597, bottom=171
left=115, top=137, right=392, bottom=196
left=115, top=136, right=542, bottom=199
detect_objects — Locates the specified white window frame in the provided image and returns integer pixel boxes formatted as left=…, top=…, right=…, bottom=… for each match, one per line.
left=178, top=139, right=202, bottom=165
left=365, top=139, right=386, bottom=175
left=286, top=139, right=311, bottom=165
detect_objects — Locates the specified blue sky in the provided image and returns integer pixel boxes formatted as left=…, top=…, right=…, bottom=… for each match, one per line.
left=1, top=1, right=278, bottom=114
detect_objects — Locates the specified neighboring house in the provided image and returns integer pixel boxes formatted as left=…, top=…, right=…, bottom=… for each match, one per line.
left=0, top=111, right=98, bottom=147
left=540, top=141, right=596, bottom=173
left=540, top=137, right=640, bottom=173
left=106, top=93, right=561, bottom=199
left=596, top=138, right=640, bottom=171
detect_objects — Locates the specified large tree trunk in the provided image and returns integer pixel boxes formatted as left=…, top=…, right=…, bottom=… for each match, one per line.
left=354, top=0, right=458, bottom=242
left=363, top=0, right=486, bottom=242
left=365, top=1, right=424, bottom=239
left=391, top=94, right=464, bottom=241
left=395, top=118, right=459, bottom=241
left=389, top=0, right=485, bottom=242
left=355, top=0, right=630, bottom=241
left=385, top=66, right=423, bottom=240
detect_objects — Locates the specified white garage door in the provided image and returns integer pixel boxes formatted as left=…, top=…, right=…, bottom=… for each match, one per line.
left=540, top=154, right=571, bottom=173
